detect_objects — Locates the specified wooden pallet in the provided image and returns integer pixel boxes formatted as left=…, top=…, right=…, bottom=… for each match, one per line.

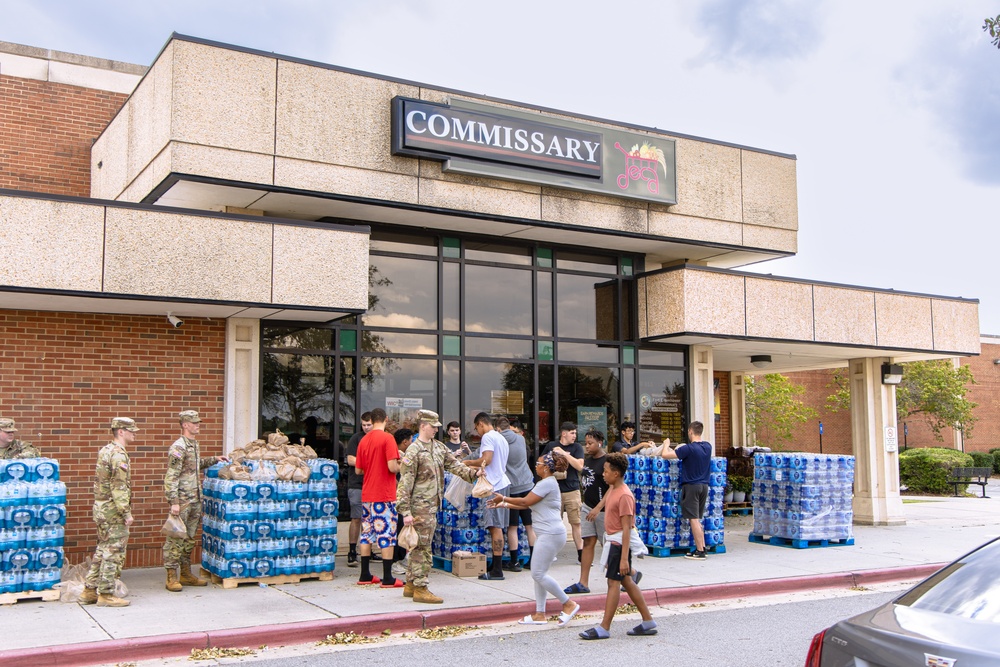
left=647, top=544, right=727, bottom=558
left=749, top=533, right=855, bottom=549
left=0, top=588, right=61, bottom=605
left=211, top=570, right=334, bottom=589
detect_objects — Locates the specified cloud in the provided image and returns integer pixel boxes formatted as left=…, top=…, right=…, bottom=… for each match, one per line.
left=692, top=0, right=825, bottom=66
left=898, top=13, right=1000, bottom=185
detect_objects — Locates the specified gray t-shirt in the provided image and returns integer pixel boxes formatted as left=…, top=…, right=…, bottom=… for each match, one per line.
left=501, top=429, right=533, bottom=494
left=530, top=476, right=565, bottom=536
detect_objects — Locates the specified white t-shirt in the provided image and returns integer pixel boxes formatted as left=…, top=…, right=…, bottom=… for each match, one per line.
left=480, top=429, right=511, bottom=490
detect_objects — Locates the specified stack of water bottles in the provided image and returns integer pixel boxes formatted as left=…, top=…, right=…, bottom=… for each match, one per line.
left=432, top=473, right=528, bottom=567
left=627, top=455, right=727, bottom=553
left=0, top=458, right=67, bottom=594
left=751, top=453, right=855, bottom=541
left=200, top=458, right=340, bottom=580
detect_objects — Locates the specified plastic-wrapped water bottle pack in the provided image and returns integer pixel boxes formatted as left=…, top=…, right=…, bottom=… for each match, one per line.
left=752, top=453, right=855, bottom=541
left=0, top=458, right=66, bottom=593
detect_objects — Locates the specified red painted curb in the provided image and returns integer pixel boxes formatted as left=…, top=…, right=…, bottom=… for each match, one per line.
left=0, top=564, right=945, bottom=666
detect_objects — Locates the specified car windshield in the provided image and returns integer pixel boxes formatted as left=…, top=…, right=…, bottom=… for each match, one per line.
left=895, top=538, right=1000, bottom=623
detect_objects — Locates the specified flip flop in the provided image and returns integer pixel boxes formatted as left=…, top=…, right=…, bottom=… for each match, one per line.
left=518, top=615, right=548, bottom=625
left=627, top=623, right=658, bottom=636
left=356, top=576, right=382, bottom=586
left=563, top=582, right=590, bottom=594
left=380, top=578, right=404, bottom=588
left=579, top=627, right=609, bottom=640
left=557, top=602, right=581, bottom=627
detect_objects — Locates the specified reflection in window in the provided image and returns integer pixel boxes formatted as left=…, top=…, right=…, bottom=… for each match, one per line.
left=638, top=368, right=686, bottom=444
left=442, top=361, right=460, bottom=434
left=464, top=264, right=532, bottom=335
left=443, top=262, right=460, bottom=330
left=464, top=361, right=534, bottom=448
left=558, top=251, right=618, bottom=274
left=639, top=349, right=685, bottom=367
left=261, top=353, right=335, bottom=452
left=558, top=366, right=620, bottom=444
left=896, top=542, right=1000, bottom=622
left=360, top=357, right=437, bottom=432
left=558, top=274, right=621, bottom=340
left=558, top=342, right=618, bottom=364
left=537, top=272, right=552, bottom=337
left=465, top=242, right=532, bottom=266
left=370, top=231, right=437, bottom=255
left=262, top=327, right=333, bottom=351
left=364, top=256, right=437, bottom=329
left=362, top=331, right=437, bottom=355
left=466, top=337, right=533, bottom=359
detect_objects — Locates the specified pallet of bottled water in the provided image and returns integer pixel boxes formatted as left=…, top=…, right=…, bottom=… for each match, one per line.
left=200, top=459, right=339, bottom=581
left=627, top=455, right=727, bottom=556
left=431, top=473, right=530, bottom=571
left=750, top=453, right=855, bottom=547
left=0, top=458, right=66, bottom=596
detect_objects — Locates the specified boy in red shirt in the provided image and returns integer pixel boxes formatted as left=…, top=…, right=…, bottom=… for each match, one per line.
left=354, top=408, right=403, bottom=587
left=579, top=452, right=657, bottom=639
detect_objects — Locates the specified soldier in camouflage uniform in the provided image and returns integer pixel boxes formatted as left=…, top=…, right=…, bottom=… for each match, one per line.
left=80, top=417, right=138, bottom=608
left=163, top=410, right=227, bottom=591
left=397, top=410, right=479, bottom=604
left=0, top=418, right=41, bottom=458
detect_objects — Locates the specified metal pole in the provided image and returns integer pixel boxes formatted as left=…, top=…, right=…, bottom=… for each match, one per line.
left=818, top=421, right=823, bottom=454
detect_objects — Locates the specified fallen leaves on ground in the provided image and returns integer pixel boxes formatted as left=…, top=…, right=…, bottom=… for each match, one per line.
left=316, top=632, right=380, bottom=646
left=849, top=585, right=871, bottom=592
left=615, top=603, right=639, bottom=615
left=189, top=647, right=257, bottom=660
left=416, top=625, right=479, bottom=640
left=689, top=602, right=707, bottom=608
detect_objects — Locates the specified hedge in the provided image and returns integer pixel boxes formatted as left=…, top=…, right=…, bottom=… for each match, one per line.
left=970, top=452, right=995, bottom=474
left=899, top=447, right=974, bottom=494
left=991, top=448, right=1000, bottom=475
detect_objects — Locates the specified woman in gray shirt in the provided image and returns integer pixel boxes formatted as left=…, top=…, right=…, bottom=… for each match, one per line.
left=489, top=453, right=581, bottom=627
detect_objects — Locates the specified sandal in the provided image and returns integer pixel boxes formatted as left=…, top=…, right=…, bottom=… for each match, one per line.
left=356, top=576, right=382, bottom=586
left=627, top=623, right=658, bottom=636
left=518, top=615, right=548, bottom=625
left=579, top=627, right=609, bottom=640
left=557, top=602, right=581, bottom=627
left=622, top=570, right=643, bottom=591
left=380, top=578, right=404, bottom=588
left=563, top=582, right=590, bottom=595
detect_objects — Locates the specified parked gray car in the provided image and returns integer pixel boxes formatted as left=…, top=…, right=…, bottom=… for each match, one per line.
left=806, top=536, right=1000, bottom=666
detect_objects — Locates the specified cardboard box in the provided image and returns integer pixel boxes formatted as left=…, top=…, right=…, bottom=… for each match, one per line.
left=452, top=551, right=487, bottom=577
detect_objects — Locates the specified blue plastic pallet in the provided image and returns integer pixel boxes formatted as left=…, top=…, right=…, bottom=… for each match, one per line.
left=431, top=555, right=454, bottom=572
left=748, top=533, right=854, bottom=549
left=647, top=544, right=726, bottom=558
left=723, top=506, right=753, bottom=516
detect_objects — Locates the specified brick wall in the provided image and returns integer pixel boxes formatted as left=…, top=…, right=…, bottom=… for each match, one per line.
left=714, top=371, right=731, bottom=448
left=963, top=342, right=1000, bottom=453
left=756, top=369, right=853, bottom=454
left=0, top=74, right=126, bottom=197
left=0, top=310, right=226, bottom=568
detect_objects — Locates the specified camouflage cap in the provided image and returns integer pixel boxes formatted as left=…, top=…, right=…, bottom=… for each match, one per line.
left=178, top=410, right=201, bottom=423
left=0, top=418, right=17, bottom=433
left=111, top=417, right=140, bottom=432
left=416, top=409, right=442, bottom=427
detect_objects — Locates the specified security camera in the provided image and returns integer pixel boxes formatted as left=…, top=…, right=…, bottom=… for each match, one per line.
left=167, top=313, right=184, bottom=328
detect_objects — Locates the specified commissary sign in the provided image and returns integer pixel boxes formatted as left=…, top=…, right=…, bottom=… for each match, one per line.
left=391, top=97, right=677, bottom=205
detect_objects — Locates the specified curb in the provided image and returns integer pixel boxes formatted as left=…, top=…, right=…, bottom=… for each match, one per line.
left=0, top=563, right=944, bottom=667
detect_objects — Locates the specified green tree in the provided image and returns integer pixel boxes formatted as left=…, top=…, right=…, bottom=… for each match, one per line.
left=896, top=360, right=978, bottom=441
left=985, top=15, right=1000, bottom=48
left=745, top=374, right=818, bottom=449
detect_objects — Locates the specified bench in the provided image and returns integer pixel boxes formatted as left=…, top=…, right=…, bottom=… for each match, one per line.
left=947, top=467, right=992, bottom=498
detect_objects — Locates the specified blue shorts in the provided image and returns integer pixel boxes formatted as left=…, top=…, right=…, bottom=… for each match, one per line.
left=360, top=501, right=397, bottom=549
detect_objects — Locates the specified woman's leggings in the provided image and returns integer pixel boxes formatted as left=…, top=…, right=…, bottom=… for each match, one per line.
left=530, top=531, right=570, bottom=612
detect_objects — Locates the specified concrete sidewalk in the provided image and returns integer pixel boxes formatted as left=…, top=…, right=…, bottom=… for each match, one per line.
left=3, top=486, right=999, bottom=666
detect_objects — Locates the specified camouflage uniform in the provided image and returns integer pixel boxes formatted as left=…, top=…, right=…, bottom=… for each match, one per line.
left=85, top=440, right=132, bottom=595
left=163, top=435, right=213, bottom=567
left=396, top=437, right=478, bottom=587
left=1, top=439, right=41, bottom=459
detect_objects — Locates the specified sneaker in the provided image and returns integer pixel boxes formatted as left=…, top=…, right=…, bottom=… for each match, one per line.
left=684, top=550, right=707, bottom=560
left=347, top=553, right=359, bottom=568
left=371, top=552, right=382, bottom=562
left=502, top=560, right=523, bottom=573
left=391, top=560, right=408, bottom=578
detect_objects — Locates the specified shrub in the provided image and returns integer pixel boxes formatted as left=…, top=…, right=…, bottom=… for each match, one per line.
left=970, top=452, right=995, bottom=474
left=899, top=448, right=974, bottom=494
left=990, top=448, right=1000, bottom=475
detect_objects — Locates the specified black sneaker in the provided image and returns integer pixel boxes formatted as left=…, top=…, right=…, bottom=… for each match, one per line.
left=347, top=553, right=359, bottom=568
left=684, top=550, right=707, bottom=560
left=371, top=551, right=382, bottom=562
left=502, top=560, right=523, bottom=573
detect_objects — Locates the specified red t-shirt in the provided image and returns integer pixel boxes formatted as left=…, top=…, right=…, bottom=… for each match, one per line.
left=604, top=483, right=635, bottom=536
left=356, top=429, right=400, bottom=502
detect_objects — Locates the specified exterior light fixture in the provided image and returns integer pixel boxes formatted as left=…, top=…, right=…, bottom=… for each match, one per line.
left=881, top=363, right=904, bottom=385
left=750, top=355, right=772, bottom=369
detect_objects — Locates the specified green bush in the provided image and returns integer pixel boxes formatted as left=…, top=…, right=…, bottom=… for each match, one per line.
left=970, top=452, right=995, bottom=473
left=990, top=448, right=1000, bottom=475
left=899, top=447, right=974, bottom=494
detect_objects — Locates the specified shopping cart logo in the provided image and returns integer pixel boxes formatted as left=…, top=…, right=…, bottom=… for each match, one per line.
left=615, top=142, right=668, bottom=195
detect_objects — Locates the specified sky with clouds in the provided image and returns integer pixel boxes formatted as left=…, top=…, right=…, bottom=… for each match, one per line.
left=3, top=0, right=998, bottom=334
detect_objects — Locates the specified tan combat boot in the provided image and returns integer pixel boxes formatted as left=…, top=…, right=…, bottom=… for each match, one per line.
left=78, top=587, right=98, bottom=605
left=165, top=568, right=183, bottom=592
left=179, top=560, right=208, bottom=586
left=97, top=593, right=130, bottom=607
left=403, top=580, right=414, bottom=598
left=412, top=586, right=443, bottom=604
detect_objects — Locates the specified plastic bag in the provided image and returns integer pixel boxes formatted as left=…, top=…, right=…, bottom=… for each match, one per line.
left=472, top=476, right=494, bottom=499
left=161, top=514, right=189, bottom=539
left=444, top=475, right=473, bottom=511
left=398, top=524, right=419, bottom=550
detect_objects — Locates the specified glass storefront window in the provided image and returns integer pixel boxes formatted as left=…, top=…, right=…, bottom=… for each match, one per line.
left=558, top=342, right=619, bottom=364
left=364, top=256, right=437, bottom=329
left=464, top=361, right=534, bottom=449
left=443, top=262, right=460, bottom=330
left=362, top=331, right=437, bottom=355
left=637, top=368, right=686, bottom=444
left=557, top=273, right=620, bottom=340
left=466, top=336, right=533, bottom=359
left=558, top=251, right=618, bottom=274
left=441, top=361, right=460, bottom=434
left=464, top=264, right=533, bottom=335
left=360, top=357, right=437, bottom=432
left=370, top=231, right=437, bottom=256
left=537, top=272, right=553, bottom=337
left=558, top=366, right=620, bottom=444
left=639, top=349, right=685, bottom=367
left=261, top=353, right=336, bottom=455
left=465, top=242, right=532, bottom=265
left=262, top=327, right=333, bottom=351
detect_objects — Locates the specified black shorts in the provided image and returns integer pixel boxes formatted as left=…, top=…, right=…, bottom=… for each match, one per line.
left=606, top=542, right=632, bottom=582
left=681, top=484, right=708, bottom=520
left=508, top=489, right=533, bottom=528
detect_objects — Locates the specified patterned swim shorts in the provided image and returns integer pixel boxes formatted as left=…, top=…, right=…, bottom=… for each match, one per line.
left=359, top=501, right=398, bottom=549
